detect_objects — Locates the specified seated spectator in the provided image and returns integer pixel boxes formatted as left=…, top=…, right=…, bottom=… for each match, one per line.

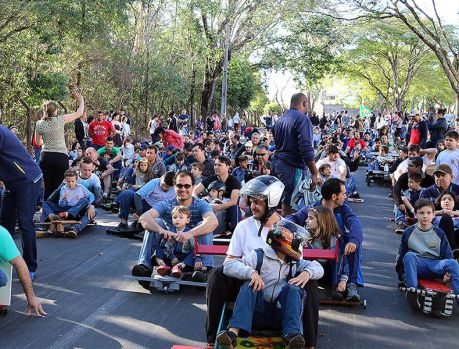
left=395, top=199, right=459, bottom=304
left=134, top=171, right=218, bottom=289
left=367, top=145, right=393, bottom=172
left=121, top=137, right=135, bottom=166
left=190, top=162, right=204, bottom=185
left=288, top=178, right=364, bottom=301
left=393, top=144, right=437, bottom=181
left=193, top=156, right=242, bottom=236
left=420, top=164, right=459, bottom=202
left=167, top=152, right=188, bottom=173
left=85, top=147, right=115, bottom=199
left=436, top=131, right=459, bottom=185
left=399, top=172, right=423, bottom=225
left=115, top=172, right=176, bottom=230
left=232, top=155, right=249, bottom=183
left=145, top=145, right=167, bottom=179
left=154, top=127, right=184, bottom=149
left=0, top=226, right=46, bottom=316
left=433, top=191, right=459, bottom=258
left=393, top=157, right=435, bottom=230
left=315, top=145, right=347, bottom=181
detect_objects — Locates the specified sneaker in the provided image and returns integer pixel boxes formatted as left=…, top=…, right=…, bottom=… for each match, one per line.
left=216, top=330, right=237, bottom=349
left=156, top=265, right=171, bottom=276
left=349, top=192, right=360, bottom=199
left=171, top=264, right=184, bottom=278
left=132, top=213, right=140, bottom=221
left=58, top=212, right=68, bottom=220
left=346, top=283, right=361, bottom=302
left=330, top=289, right=344, bottom=301
left=62, top=229, right=78, bottom=239
left=117, top=222, right=129, bottom=230
left=131, top=264, right=153, bottom=289
left=397, top=221, right=409, bottom=230
left=191, top=270, right=207, bottom=282
left=283, top=333, right=305, bottom=349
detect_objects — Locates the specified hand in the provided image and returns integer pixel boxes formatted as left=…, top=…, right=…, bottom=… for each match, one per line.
left=336, top=280, right=347, bottom=292
left=249, top=271, right=265, bottom=291
left=398, top=204, right=406, bottom=212
left=87, top=205, right=96, bottom=220
left=27, top=296, right=47, bottom=317
left=288, top=271, right=310, bottom=288
left=175, top=231, right=192, bottom=243
left=194, top=261, right=203, bottom=270
left=160, top=229, right=177, bottom=240
left=70, top=89, right=82, bottom=101
left=309, top=173, right=318, bottom=192
left=344, top=242, right=357, bottom=255
left=444, top=272, right=451, bottom=283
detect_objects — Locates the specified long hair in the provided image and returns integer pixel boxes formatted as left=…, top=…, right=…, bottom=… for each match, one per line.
left=135, top=157, right=153, bottom=183
left=308, top=206, right=341, bottom=249
left=43, top=101, right=58, bottom=120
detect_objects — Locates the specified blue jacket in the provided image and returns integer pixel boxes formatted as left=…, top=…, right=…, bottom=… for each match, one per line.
left=272, top=109, right=314, bottom=169
left=0, top=126, right=42, bottom=190
left=395, top=225, right=453, bottom=281
left=287, top=201, right=363, bottom=246
left=419, top=183, right=459, bottom=202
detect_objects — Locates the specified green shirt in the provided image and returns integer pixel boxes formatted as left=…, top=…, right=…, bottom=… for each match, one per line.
left=0, top=226, right=20, bottom=263
left=96, top=146, right=121, bottom=158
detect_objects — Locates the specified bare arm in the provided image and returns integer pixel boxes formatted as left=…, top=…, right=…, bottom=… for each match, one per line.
left=63, top=91, right=84, bottom=124
left=193, top=183, right=205, bottom=197
left=9, top=256, right=46, bottom=316
left=213, top=189, right=239, bottom=211
left=420, top=148, right=437, bottom=162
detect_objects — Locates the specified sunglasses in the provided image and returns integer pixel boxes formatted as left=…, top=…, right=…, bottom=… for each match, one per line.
left=175, top=184, right=192, bottom=189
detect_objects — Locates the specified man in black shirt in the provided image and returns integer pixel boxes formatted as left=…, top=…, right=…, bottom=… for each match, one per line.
left=191, top=143, right=215, bottom=180
left=193, top=156, right=241, bottom=234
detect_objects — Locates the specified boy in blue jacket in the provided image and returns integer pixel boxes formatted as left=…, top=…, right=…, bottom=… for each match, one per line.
left=395, top=199, right=459, bottom=302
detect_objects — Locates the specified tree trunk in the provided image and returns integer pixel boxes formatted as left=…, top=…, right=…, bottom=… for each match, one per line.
left=200, top=59, right=224, bottom=116
left=188, top=62, right=196, bottom=126
left=19, top=98, right=32, bottom=151
left=455, top=92, right=459, bottom=117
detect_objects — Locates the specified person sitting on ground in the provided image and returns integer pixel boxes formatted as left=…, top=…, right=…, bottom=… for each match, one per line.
left=420, top=164, right=459, bottom=202
left=128, top=157, right=153, bottom=190
left=155, top=205, right=208, bottom=280
left=0, top=226, right=46, bottom=316
left=398, top=172, right=423, bottom=227
left=206, top=176, right=322, bottom=349
left=115, top=172, right=176, bottom=230
left=154, top=127, right=184, bottom=149
left=134, top=170, right=218, bottom=289
left=190, top=143, right=215, bottom=180
left=193, top=156, right=242, bottom=236
left=85, top=147, right=115, bottom=199
left=287, top=178, right=364, bottom=301
left=167, top=152, right=188, bottom=173
left=395, top=199, right=459, bottom=305
left=117, top=156, right=141, bottom=190
left=96, top=137, right=123, bottom=180
left=367, top=145, right=393, bottom=173
left=145, top=145, right=167, bottom=180
left=315, top=145, right=347, bottom=181
left=433, top=191, right=459, bottom=260
left=205, top=181, right=226, bottom=204
left=306, top=206, right=348, bottom=300
left=436, top=131, right=459, bottom=186
left=217, top=219, right=323, bottom=349
left=393, top=157, right=435, bottom=230
left=190, top=162, right=204, bottom=185
left=231, top=155, right=249, bottom=183
left=393, top=144, right=437, bottom=182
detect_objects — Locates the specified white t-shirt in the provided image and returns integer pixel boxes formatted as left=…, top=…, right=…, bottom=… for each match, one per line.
left=436, top=149, right=459, bottom=185
left=394, top=155, right=434, bottom=181
left=316, top=157, right=347, bottom=181
left=227, top=216, right=269, bottom=257
left=149, top=119, right=157, bottom=135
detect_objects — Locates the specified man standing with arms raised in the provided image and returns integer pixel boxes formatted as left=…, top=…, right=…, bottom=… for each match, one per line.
left=272, top=93, right=318, bottom=216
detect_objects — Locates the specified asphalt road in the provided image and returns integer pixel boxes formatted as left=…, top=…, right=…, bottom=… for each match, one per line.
left=1, top=169, right=459, bottom=349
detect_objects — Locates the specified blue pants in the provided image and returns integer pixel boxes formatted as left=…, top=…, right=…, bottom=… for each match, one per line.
left=394, top=204, right=406, bottom=224
left=0, top=268, right=7, bottom=287
left=1, top=179, right=42, bottom=272
left=116, top=190, right=151, bottom=221
left=403, top=252, right=459, bottom=294
left=41, top=198, right=90, bottom=221
left=346, top=176, right=357, bottom=196
left=139, top=219, right=214, bottom=269
left=69, top=208, right=97, bottom=233
left=112, top=160, right=122, bottom=180
left=157, top=239, right=195, bottom=267
left=272, top=157, right=304, bottom=207
left=229, top=282, right=305, bottom=337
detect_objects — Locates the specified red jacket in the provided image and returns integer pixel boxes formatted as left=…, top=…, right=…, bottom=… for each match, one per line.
left=163, top=129, right=184, bottom=149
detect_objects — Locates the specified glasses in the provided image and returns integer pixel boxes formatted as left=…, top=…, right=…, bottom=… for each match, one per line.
left=175, top=184, right=192, bottom=189
left=256, top=153, right=268, bottom=156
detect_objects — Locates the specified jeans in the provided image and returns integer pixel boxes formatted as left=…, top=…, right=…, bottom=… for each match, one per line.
left=41, top=198, right=90, bottom=221
left=69, top=208, right=97, bottom=233
left=206, top=266, right=319, bottom=346
left=116, top=190, right=151, bottom=221
left=403, top=252, right=459, bottom=294
left=228, top=282, right=304, bottom=337
left=1, top=178, right=42, bottom=272
left=0, top=268, right=7, bottom=287
left=394, top=204, right=406, bottom=224
left=272, top=157, right=304, bottom=207
left=346, top=176, right=357, bottom=196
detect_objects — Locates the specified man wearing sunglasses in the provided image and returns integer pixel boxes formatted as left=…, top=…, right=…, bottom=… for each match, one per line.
left=134, top=171, right=218, bottom=288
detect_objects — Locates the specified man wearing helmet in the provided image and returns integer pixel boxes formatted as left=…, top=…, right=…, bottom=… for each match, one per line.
left=288, top=178, right=364, bottom=301
left=206, top=176, right=323, bottom=349
left=193, top=156, right=241, bottom=235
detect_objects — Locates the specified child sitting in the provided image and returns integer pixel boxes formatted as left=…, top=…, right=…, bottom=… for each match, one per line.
left=218, top=220, right=323, bottom=349
left=398, top=172, right=423, bottom=228
left=131, top=158, right=153, bottom=190
left=205, top=180, right=226, bottom=204
left=121, top=137, right=135, bottom=166
left=43, top=169, right=95, bottom=222
left=167, top=152, right=188, bottom=173
left=367, top=145, right=393, bottom=172
left=190, top=162, right=204, bottom=185
left=396, top=199, right=459, bottom=304
left=232, top=155, right=249, bottom=183
left=154, top=206, right=208, bottom=280
left=306, top=206, right=350, bottom=300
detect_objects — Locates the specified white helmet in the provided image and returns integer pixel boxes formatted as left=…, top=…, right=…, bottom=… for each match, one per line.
left=240, top=175, right=285, bottom=208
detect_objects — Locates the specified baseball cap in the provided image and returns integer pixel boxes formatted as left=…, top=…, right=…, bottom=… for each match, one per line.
left=433, top=164, right=453, bottom=176
left=165, top=145, right=175, bottom=152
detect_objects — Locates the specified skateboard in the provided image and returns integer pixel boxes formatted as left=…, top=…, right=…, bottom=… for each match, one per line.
left=106, top=224, right=144, bottom=240
left=36, top=220, right=96, bottom=238
left=366, top=170, right=391, bottom=187
left=128, top=273, right=207, bottom=293
left=400, top=279, right=459, bottom=317
left=0, top=261, right=12, bottom=315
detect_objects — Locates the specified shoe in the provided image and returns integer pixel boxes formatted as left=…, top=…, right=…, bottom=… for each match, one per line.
left=62, top=229, right=78, bottom=239
left=58, top=212, right=68, bottom=220
left=330, top=289, right=344, bottom=301
left=216, top=330, right=237, bottom=349
left=346, top=283, right=361, bottom=302
left=397, top=221, right=409, bottom=230
left=117, top=222, right=129, bottom=230
left=29, top=271, right=35, bottom=281
left=283, top=333, right=305, bottom=349
left=348, top=192, right=360, bottom=199
left=171, top=264, right=184, bottom=278
left=388, top=192, right=393, bottom=198
left=156, top=265, right=171, bottom=276
left=131, top=264, right=153, bottom=289
left=191, top=270, right=207, bottom=282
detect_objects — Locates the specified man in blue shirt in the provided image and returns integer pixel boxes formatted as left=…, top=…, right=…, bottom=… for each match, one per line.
left=272, top=93, right=318, bottom=216
left=0, top=126, right=43, bottom=280
left=287, top=178, right=364, bottom=301
left=133, top=170, right=218, bottom=288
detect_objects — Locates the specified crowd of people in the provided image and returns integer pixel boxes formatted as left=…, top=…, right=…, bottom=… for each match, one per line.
left=1, top=90, right=459, bottom=349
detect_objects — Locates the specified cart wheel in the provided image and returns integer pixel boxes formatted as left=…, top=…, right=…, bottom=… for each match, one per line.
left=164, top=284, right=169, bottom=295
left=0, top=306, right=8, bottom=315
